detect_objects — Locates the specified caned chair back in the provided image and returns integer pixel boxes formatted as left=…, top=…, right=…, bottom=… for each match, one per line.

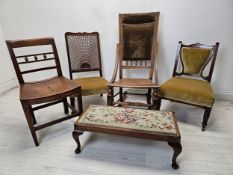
left=6, top=37, right=63, bottom=84
left=65, top=32, right=102, bottom=79
left=173, top=41, right=219, bottom=82
left=119, top=12, right=160, bottom=80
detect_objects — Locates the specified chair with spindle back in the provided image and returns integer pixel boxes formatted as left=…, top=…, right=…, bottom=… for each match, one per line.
left=65, top=32, right=108, bottom=105
left=108, top=12, right=160, bottom=109
left=157, top=41, right=219, bottom=131
left=6, top=37, right=83, bottom=146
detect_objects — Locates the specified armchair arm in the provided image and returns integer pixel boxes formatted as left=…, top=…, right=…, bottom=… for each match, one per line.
left=110, top=44, right=120, bottom=83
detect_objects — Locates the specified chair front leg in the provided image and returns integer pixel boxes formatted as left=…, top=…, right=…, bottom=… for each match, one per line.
left=21, top=100, right=39, bottom=146
left=107, top=86, right=114, bottom=106
left=202, top=107, right=212, bottom=131
left=152, top=88, right=161, bottom=110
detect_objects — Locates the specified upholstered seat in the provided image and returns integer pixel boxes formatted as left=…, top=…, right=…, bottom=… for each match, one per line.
left=110, top=78, right=158, bottom=88
left=159, top=77, right=213, bottom=107
left=73, top=77, right=108, bottom=96
left=157, top=41, right=219, bottom=131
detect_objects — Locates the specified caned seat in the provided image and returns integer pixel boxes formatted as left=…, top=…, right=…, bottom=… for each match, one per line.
left=157, top=41, right=219, bottom=131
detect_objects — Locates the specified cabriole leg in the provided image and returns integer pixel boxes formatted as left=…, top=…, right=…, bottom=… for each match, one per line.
left=168, top=141, right=182, bottom=169
left=72, top=131, right=83, bottom=154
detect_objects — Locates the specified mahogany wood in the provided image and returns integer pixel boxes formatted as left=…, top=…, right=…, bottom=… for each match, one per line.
left=73, top=107, right=182, bottom=169
left=6, top=37, right=83, bottom=146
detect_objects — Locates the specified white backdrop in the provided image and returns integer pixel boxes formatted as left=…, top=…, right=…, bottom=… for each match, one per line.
left=0, top=0, right=232, bottom=99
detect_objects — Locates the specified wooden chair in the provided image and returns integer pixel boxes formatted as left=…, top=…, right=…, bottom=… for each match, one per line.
left=65, top=32, right=108, bottom=104
left=6, top=37, right=83, bottom=146
left=108, top=12, right=160, bottom=109
left=157, top=41, right=219, bottom=131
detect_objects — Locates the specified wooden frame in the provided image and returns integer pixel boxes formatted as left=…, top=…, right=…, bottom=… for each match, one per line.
left=65, top=32, right=108, bottom=98
left=108, top=12, right=160, bottom=109
left=157, top=41, right=220, bottom=131
left=6, top=37, right=83, bottom=146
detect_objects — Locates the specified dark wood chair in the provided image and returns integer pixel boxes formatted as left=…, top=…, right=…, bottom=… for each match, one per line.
left=157, top=41, right=219, bottom=131
left=65, top=32, right=108, bottom=105
left=108, top=12, right=160, bottom=109
left=6, top=37, right=83, bottom=146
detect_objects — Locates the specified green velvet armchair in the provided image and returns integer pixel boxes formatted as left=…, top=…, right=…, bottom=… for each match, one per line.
left=157, top=41, right=219, bottom=131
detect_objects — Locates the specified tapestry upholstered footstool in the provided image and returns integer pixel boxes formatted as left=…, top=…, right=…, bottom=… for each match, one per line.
left=73, top=105, right=182, bottom=169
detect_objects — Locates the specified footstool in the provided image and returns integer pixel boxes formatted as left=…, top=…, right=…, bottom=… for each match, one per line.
left=73, top=105, right=182, bottom=169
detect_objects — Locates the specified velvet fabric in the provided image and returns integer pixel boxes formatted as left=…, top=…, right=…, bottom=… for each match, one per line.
left=181, top=47, right=211, bottom=74
left=73, top=77, right=108, bottom=96
left=159, top=77, right=213, bottom=107
left=122, top=22, right=154, bottom=60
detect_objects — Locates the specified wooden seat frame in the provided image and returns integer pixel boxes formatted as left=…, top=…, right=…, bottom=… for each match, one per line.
left=6, top=37, right=83, bottom=146
left=157, top=41, right=219, bottom=131
left=108, top=12, right=160, bottom=109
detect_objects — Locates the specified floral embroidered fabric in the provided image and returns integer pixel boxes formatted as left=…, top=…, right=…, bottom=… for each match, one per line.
left=78, top=105, right=177, bottom=135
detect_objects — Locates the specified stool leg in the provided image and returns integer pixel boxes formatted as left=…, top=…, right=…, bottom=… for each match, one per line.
left=21, top=101, right=39, bottom=146
left=72, top=130, right=83, bottom=154
left=168, top=141, right=182, bottom=169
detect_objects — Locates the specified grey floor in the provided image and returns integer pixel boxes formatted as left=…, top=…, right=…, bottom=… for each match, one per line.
left=0, top=88, right=233, bottom=175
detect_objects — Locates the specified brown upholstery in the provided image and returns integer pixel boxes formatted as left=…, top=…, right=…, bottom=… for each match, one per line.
left=108, top=12, right=160, bottom=108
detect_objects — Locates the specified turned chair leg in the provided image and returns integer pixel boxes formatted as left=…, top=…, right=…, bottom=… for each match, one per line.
left=147, top=89, right=152, bottom=109
left=63, top=98, right=69, bottom=114
left=152, top=88, right=161, bottom=110
left=21, top=101, right=39, bottom=146
left=119, top=87, right=123, bottom=102
left=107, top=86, right=114, bottom=106
left=168, top=141, right=182, bottom=169
left=202, top=107, right=212, bottom=131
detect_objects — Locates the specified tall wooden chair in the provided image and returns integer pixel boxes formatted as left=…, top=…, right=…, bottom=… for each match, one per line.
left=108, top=12, right=160, bottom=109
left=6, top=37, right=83, bottom=146
left=157, top=41, right=219, bottom=131
left=65, top=32, right=108, bottom=105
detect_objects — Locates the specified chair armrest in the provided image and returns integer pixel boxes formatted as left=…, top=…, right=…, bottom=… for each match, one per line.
left=110, top=44, right=120, bottom=83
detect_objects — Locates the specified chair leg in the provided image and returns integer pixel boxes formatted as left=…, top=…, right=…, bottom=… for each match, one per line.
left=147, top=89, right=152, bottom=109
left=29, top=106, right=37, bottom=125
left=152, top=88, right=161, bottom=110
left=119, top=88, right=123, bottom=102
left=202, top=107, right=212, bottom=131
left=77, top=89, right=83, bottom=114
left=21, top=101, right=39, bottom=146
left=100, top=94, right=103, bottom=97
left=63, top=98, right=69, bottom=114
left=107, top=86, right=114, bottom=106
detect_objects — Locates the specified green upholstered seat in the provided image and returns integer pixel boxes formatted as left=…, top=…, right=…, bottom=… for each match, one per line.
left=77, top=105, right=177, bottom=135
left=159, top=77, right=213, bottom=107
left=73, top=77, right=108, bottom=96
left=181, top=47, right=211, bottom=74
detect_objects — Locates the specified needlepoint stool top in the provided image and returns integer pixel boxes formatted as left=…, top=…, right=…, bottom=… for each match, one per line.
left=77, top=105, right=178, bottom=136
